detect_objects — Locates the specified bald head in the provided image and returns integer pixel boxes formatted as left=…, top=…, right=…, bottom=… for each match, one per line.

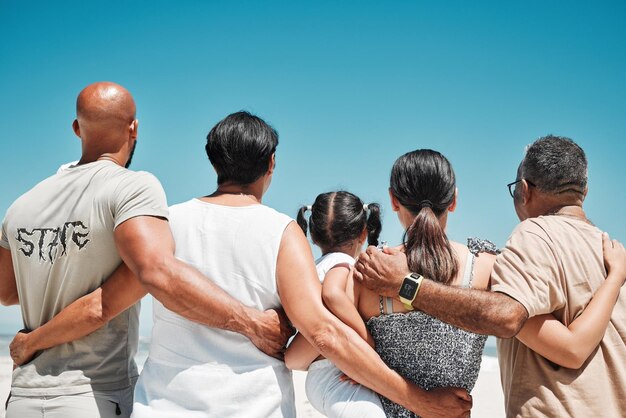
left=76, top=82, right=136, bottom=126
left=73, top=82, right=139, bottom=166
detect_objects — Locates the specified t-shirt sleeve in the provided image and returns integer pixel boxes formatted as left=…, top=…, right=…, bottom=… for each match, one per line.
left=0, top=217, right=10, bottom=249
left=113, top=172, right=169, bottom=229
left=490, top=222, right=565, bottom=318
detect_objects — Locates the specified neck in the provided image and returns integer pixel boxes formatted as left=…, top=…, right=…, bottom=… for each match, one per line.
left=547, top=204, right=587, bottom=221
left=210, top=182, right=264, bottom=204
left=323, top=241, right=362, bottom=259
left=79, top=142, right=127, bottom=166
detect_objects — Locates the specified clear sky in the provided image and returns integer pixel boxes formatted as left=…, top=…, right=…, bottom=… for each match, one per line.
left=1, top=1, right=625, bottom=335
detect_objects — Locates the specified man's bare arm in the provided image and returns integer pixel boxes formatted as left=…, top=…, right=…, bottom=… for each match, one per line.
left=115, top=216, right=293, bottom=358
left=354, top=246, right=528, bottom=338
left=10, top=263, right=146, bottom=365
left=0, top=248, right=18, bottom=306
left=278, top=222, right=472, bottom=418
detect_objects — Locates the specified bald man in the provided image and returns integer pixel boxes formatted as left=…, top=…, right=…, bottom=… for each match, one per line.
left=0, top=82, right=292, bottom=418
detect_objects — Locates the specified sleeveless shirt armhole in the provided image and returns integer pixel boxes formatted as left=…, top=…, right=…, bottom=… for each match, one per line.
left=465, top=237, right=499, bottom=288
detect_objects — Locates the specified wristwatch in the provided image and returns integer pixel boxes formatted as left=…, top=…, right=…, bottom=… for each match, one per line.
left=398, top=273, right=424, bottom=311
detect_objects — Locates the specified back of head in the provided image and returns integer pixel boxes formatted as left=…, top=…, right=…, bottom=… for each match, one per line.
left=297, top=191, right=382, bottom=251
left=521, top=135, right=587, bottom=197
left=76, top=82, right=136, bottom=139
left=390, top=149, right=458, bottom=284
left=205, top=111, right=278, bottom=185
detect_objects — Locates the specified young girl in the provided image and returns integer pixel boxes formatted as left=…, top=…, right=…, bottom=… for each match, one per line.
left=285, top=190, right=387, bottom=418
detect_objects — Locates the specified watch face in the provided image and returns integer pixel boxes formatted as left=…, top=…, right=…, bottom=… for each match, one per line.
left=399, top=279, right=418, bottom=299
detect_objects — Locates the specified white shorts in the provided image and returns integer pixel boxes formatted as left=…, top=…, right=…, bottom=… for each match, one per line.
left=305, top=359, right=386, bottom=418
left=6, top=384, right=135, bottom=418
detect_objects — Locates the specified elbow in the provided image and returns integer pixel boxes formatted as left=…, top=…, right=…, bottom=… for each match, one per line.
left=560, top=356, right=586, bottom=370
left=496, top=304, right=528, bottom=338
left=0, top=291, right=19, bottom=306
left=135, top=256, right=171, bottom=292
left=557, top=347, right=591, bottom=369
left=309, top=323, right=342, bottom=359
left=284, top=352, right=308, bottom=371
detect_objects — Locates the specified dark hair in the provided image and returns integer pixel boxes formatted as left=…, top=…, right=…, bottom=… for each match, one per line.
left=521, top=135, right=587, bottom=195
left=390, top=149, right=458, bottom=285
left=297, top=191, right=382, bottom=251
left=205, top=111, right=278, bottom=185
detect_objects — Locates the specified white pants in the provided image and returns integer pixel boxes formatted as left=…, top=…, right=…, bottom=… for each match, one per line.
left=6, top=384, right=134, bottom=418
left=305, top=359, right=386, bottom=418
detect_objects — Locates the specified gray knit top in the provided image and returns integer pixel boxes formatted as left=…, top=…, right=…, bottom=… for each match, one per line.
left=366, top=238, right=497, bottom=418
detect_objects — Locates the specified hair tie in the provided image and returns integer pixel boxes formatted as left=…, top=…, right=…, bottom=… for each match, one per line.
left=419, top=200, right=433, bottom=209
left=306, top=205, right=312, bottom=211
left=363, top=203, right=369, bottom=211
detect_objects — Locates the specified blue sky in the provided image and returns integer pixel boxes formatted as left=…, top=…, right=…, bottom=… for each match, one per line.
left=1, top=1, right=625, bottom=335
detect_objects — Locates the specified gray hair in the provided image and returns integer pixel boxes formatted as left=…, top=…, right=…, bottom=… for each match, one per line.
left=520, top=135, right=587, bottom=195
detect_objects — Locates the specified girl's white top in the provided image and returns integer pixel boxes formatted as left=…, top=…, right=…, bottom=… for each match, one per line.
left=315, top=252, right=356, bottom=282
left=132, top=199, right=294, bottom=418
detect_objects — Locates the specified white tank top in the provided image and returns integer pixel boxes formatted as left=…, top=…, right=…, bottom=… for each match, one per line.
left=133, top=199, right=294, bottom=418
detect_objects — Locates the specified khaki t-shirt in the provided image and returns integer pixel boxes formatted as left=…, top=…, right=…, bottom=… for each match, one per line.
left=0, top=160, right=169, bottom=396
left=491, top=215, right=626, bottom=418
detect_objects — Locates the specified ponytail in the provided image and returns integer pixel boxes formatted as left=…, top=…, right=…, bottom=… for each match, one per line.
left=404, top=205, right=458, bottom=285
left=296, top=205, right=309, bottom=236
left=365, top=203, right=382, bottom=246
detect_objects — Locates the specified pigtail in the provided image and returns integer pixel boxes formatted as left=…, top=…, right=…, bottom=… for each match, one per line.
left=296, top=206, right=309, bottom=236
left=365, top=203, right=382, bottom=246
left=404, top=204, right=458, bottom=285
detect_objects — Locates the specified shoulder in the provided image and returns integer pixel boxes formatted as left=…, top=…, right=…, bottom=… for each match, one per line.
left=114, top=169, right=164, bottom=189
left=509, top=217, right=555, bottom=242
left=317, top=252, right=355, bottom=277
left=466, top=237, right=499, bottom=255
left=4, top=173, right=60, bottom=217
left=258, top=204, right=293, bottom=225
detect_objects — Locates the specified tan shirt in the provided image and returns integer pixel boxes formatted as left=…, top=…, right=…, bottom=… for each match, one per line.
left=1, top=160, right=169, bottom=396
left=491, top=215, right=626, bottom=418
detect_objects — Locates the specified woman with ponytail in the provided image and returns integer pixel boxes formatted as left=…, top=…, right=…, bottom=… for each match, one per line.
left=350, top=149, right=498, bottom=418
left=285, top=191, right=387, bottom=418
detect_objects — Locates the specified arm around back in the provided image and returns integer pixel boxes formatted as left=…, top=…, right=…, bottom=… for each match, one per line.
left=277, top=222, right=473, bottom=418
left=114, top=215, right=293, bottom=358
left=516, top=233, right=626, bottom=368
left=354, top=245, right=528, bottom=338
left=10, top=263, right=147, bottom=365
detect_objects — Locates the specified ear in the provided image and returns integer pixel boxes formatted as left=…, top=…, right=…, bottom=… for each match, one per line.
left=388, top=188, right=400, bottom=212
left=583, top=185, right=588, bottom=198
left=72, top=119, right=81, bottom=138
left=359, top=228, right=368, bottom=244
left=267, top=153, right=276, bottom=175
left=130, top=119, right=139, bottom=139
left=448, top=188, right=458, bottom=213
left=520, top=179, right=532, bottom=205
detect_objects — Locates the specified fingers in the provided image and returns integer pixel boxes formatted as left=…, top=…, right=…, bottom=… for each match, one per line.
left=602, top=232, right=611, bottom=250
left=453, top=388, right=472, bottom=403
left=365, top=245, right=378, bottom=256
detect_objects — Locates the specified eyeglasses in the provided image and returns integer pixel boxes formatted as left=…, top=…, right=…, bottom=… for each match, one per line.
left=507, top=179, right=536, bottom=198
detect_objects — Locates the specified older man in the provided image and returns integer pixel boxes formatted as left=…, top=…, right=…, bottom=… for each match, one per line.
left=0, top=82, right=291, bottom=418
left=355, top=135, right=626, bottom=417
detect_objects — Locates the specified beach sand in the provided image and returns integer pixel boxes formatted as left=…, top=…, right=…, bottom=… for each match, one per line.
left=1, top=356, right=503, bottom=417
